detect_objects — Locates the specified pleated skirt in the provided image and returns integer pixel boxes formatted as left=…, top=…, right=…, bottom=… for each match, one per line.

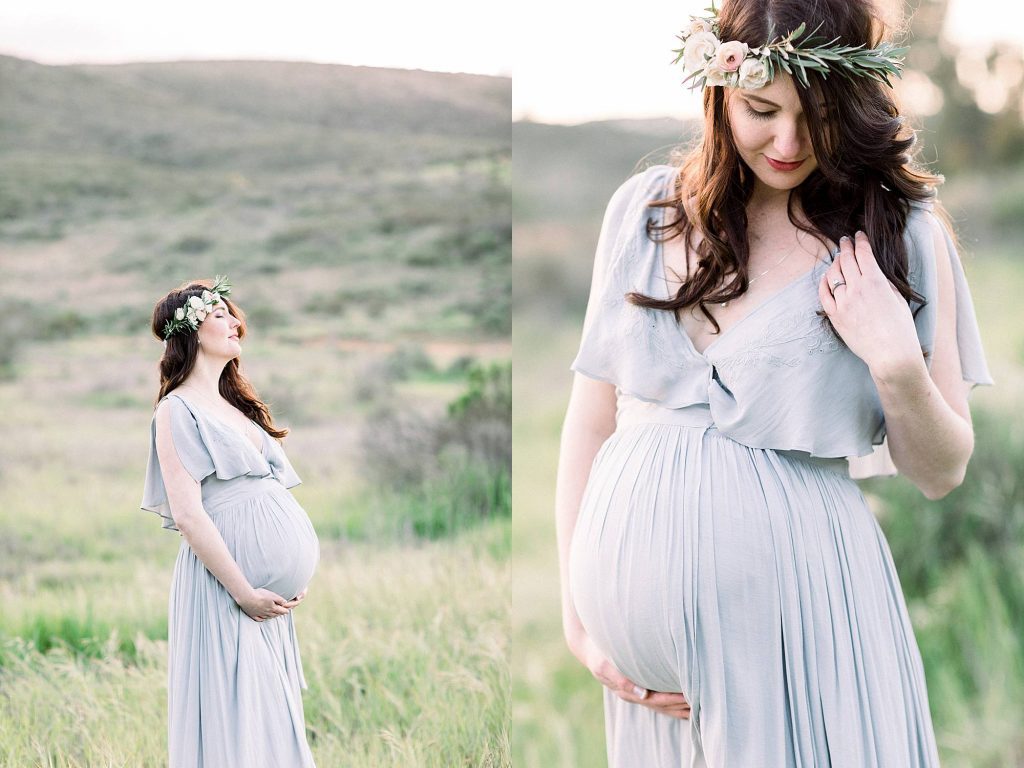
left=168, top=478, right=319, bottom=768
left=569, top=418, right=941, bottom=768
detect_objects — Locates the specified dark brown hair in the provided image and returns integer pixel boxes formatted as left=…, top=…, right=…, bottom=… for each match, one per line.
left=630, top=0, right=948, bottom=336
left=150, top=279, right=288, bottom=439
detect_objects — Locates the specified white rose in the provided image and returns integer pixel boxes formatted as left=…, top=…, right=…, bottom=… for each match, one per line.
left=715, top=40, right=749, bottom=73
left=186, top=309, right=198, bottom=326
left=687, top=18, right=712, bottom=36
left=683, top=31, right=721, bottom=74
left=201, top=290, right=214, bottom=304
left=188, top=296, right=205, bottom=310
left=175, top=307, right=185, bottom=320
left=703, top=61, right=731, bottom=87
left=195, top=309, right=208, bottom=322
left=738, top=56, right=770, bottom=89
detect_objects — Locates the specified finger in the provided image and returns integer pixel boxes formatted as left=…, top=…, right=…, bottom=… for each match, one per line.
left=853, top=230, right=881, bottom=275
left=605, top=671, right=649, bottom=704
left=838, top=234, right=861, bottom=283
left=651, top=708, right=692, bottom=720
left=643, top=691, right=690, bottom=707
left=818, top=272, right=837, bottom=315
left=281, top=598, right=301, bottom=609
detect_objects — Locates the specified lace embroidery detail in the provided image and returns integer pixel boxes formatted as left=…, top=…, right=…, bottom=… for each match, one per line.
left=711, top=307, right=840, bottom=384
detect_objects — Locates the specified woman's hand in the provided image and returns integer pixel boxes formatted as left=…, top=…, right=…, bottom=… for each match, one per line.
left=819, top=231, right=923, bottom=380
left=569, top=632, right=691, bottom=720
left=237, top=587, right=292, bottom=622
left=282, top=587, right=308, bottom=610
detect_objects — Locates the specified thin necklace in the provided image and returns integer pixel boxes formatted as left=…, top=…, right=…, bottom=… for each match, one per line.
left=718, top=235, right=806, bottom=307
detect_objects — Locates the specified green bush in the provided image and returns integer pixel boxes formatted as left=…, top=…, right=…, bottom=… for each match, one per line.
left=863, top=405, right=1024, bottom=600
left=359, top=360, right=511, bottom=537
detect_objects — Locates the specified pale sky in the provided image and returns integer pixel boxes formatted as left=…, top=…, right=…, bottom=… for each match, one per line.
left=513, top=0, right=1024, bottom=124
left=0, top=1, right=510, bottom=77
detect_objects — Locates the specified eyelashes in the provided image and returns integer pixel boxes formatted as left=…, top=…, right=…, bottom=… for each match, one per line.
left=743, top=103, right=831, bottom=124
left=744, top=104, right=774, bottom=121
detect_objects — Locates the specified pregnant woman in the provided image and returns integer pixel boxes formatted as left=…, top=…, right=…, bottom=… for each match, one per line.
left=141, top=276, right=320, bottom=767
left=557, top=1, right=993, bottom=765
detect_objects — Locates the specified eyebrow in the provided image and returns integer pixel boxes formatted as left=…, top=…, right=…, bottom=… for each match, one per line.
left=744, top=93, right=828, bottom=111
left=745, top=94, right=781, bottom=108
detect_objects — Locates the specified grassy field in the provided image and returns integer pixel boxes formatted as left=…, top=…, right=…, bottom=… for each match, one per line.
left=0, top=331, right=511, bottom=766
left=0, top=57, right=510, bottom=766
left=512, top=118, right=1024, bottom=767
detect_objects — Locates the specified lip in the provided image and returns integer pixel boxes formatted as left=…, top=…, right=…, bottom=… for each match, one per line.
left=765, top=155, right=806, bottom=172
left=228, top=335, right=239, bottom=341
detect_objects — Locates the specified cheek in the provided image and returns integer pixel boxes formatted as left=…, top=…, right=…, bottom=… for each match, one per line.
left=730, top=118, right=768, bottom=154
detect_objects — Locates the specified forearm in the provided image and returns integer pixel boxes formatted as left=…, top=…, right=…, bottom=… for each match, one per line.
left=176, top=509, right=254, bottom=603
left=871, top=356, right=974, bottom=499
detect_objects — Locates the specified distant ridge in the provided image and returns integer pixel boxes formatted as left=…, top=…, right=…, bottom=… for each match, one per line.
left=0, top=55, right=510, bottom=169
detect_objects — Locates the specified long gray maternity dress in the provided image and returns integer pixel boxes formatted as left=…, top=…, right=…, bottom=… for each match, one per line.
left=568, top=165, right=994, bottom=767
left=141, top=392, right=320, bottom=768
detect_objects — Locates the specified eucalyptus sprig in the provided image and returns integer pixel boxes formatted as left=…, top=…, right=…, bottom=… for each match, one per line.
left=763, top=22, right=908, bottom=88
left=673, top=6, right=907, bottom=91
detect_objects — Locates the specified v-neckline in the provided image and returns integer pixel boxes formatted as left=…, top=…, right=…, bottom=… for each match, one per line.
left=169, top=392, right=267, bottom=457
left=654, top=170, right=831, bottom=359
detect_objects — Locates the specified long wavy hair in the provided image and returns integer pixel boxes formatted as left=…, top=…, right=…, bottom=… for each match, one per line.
left=629, top=0, right=950, bottom=337
left=150, top=278, right=288, bottom=440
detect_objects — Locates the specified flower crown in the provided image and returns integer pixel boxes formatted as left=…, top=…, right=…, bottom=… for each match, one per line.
left=162, top=275, right=233, bottom=340
left=673, top=3, right=907, bottom=90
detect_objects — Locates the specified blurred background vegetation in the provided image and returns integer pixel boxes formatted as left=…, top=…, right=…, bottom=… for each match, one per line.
left=513, top=1, right=1024, bottom=766
left=0, top=55, right=510, bottom=766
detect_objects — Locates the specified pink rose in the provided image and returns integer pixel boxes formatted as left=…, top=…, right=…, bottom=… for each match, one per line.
left=715, top=40, right=749, bottom=73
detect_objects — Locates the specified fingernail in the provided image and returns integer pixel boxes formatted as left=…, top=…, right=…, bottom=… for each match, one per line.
left=839, top=235, right=849, bottom=243
left=633, top=685, right=648, bottom=699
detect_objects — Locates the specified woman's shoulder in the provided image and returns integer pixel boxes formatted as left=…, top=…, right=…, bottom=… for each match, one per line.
left=611, top=164, right=677, bottom=200
left=600, top=164, right=679, bottom=236
left=902, top=196, right=947, bottom=250
left=152, top=391, right=198, bottom=429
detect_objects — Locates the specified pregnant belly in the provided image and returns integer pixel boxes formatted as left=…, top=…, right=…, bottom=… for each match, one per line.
left=569, top=423, right=869, bottom=699
left=568, top=427, right=699, bottom=695
left=218, top=490, right=320, bottom=601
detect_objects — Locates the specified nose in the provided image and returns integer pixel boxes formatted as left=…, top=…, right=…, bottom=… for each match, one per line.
left=773, top=118, right=806, bottom=160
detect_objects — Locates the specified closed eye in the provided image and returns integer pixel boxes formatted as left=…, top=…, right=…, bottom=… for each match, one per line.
left=744, top=104, right=775, bottom=121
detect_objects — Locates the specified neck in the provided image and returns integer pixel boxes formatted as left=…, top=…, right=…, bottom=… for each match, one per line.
left=180, top=355, right=229, bottom=401
left=746, top=183, right=809, bottom=232
left=748, top=179, right=793, bottom=214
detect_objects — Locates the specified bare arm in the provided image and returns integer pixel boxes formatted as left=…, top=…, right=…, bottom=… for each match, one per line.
left=868, top=222, right=975, bottom=499
left=555, top=374, right=617, bottom=650
left=821, top=227, right=976, bottom=500
left=155, top=403, right=296, bottom=621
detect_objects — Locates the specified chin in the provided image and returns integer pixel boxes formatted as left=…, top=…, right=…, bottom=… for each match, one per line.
left=756, top=168, right=814, bottom=192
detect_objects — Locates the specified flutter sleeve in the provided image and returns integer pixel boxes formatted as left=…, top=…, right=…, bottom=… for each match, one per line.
left=906, top=202, right=994, bottom=390
left=848, top=201, right=994, bottom=479
left=140, top=396, right=216, bottom=530
left=265, top=438, right=303, bottom=489
left=569, top=167, right=660, bottom=384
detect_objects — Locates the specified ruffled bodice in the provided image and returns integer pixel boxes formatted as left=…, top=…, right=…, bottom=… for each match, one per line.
left=141, top=392, right=303, bottom=530
left=570, top=165, right=993, bottom=474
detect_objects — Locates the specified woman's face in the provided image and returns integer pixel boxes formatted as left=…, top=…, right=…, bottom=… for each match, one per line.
left=196, top=299, right=242, bottom=358
left=726, top=72, right=820, bottom=196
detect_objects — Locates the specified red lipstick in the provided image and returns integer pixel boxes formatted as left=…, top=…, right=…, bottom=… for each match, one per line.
left=765, top=156, right=805, bottom=172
